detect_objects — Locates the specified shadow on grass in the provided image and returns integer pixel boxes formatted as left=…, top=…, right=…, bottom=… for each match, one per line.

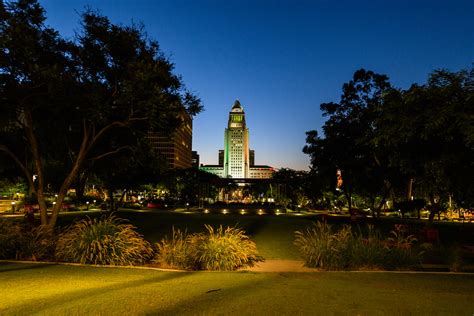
left=0, top=262, right=55, bottom=273
left=151, top=273, right=278, bottom=315
left=244, top=218, right=269, bottom=236
left=4, top=267, right=195, bottom=315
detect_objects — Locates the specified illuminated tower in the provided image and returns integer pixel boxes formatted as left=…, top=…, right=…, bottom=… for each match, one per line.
left=200, top=100, right=274, bottom=179
left=224, top=100, right=249, bottom=178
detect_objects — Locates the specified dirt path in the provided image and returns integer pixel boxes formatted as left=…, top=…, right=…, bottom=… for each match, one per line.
left=243, top=260, right=319, bottom=272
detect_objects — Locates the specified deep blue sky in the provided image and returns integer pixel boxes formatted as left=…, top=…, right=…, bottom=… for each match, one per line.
left=39, top=0, right=473, bottom=170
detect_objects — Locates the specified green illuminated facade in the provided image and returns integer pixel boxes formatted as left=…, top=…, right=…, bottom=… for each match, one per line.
left=224, top=100, right=250, bottom=178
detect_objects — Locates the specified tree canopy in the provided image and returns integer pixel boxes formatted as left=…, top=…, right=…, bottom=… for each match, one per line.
left=304, top=67, right=474, bottom=217
left=0, top=0, right=202, bottom=227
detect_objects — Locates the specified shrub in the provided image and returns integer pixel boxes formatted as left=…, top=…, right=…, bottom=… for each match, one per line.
left=153, top=227, right=191, bottom=269
left=0, top=220, right=23, bottom=259
left=19, top=225, right=57, bottom=261
left=55, top=214, right=153, bottom=265
left=295, top=222, right=421, bottom=270
left=294, top=221, right=353, bottom=269
left=348, top=225, right=387, bottom=269
left=188, top=225, right=261, bottom=271
left=0, top=220, right=56, bottom=261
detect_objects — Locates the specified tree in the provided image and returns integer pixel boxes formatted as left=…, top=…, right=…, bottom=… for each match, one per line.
left=158, top=168, right=220, bottom=205
left=376, top=68, right=474, bottom=219
left=0, top=0, right=202, bottom=227
left=304, top=69, right=392, bottom=212
left=272, top=168, right=318, bottom=209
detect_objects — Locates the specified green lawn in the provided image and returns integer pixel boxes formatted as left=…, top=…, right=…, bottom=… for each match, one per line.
left=52, top=209, right=474, bottom=262
left=115, top=210, right=320, bottom=260
left=1, top=262, right=474, bottom=315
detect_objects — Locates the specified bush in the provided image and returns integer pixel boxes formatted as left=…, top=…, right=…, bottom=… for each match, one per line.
left=294, top=222, right=420, bottom=270
left=154, top=225, right=262, bottom=271
left=0, top=220, right=56, bottom=261
left=153, top=227, right=191, bottom=269
left=55, top=214, right=153, bottom=265
left=0, top=221, right=23, bottom=259
left=189, top=225, right=261, bottom=271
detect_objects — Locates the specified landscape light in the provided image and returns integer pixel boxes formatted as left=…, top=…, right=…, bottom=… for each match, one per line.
left=204, top=209, right=209, bottom=214
left=222, top=209, right=228, bottom=214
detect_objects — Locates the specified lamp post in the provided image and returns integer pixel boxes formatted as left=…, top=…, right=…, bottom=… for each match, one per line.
left=11, top=201, right=15, bottom=214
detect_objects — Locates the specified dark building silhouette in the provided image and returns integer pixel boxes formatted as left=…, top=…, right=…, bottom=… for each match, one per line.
left=192, top=151, right=200, bottom=168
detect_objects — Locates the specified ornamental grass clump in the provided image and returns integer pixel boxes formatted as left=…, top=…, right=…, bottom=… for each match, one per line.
left=153, top=227, right=191, bottom=269
left=0, top=220, right=24, bottom=260
left=189, top=225, right=261, bottom=271
left=0, top=220, right=55, bottom=261
left=55, top=214, right=153, bottom=265
left=294, top=221, right=352, bottom=269
left=348, top=225, right=387, bottom=269
left=188, top=225, right=261, bottom=271
left=154, top=225, right=261, bottom=271
left=295, top=222, right=421, bottom=270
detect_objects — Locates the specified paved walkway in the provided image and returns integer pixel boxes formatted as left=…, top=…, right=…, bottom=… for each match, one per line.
left=243, top=260, right=319, bottom=272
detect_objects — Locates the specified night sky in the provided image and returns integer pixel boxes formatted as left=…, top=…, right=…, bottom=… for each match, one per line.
left=39, top=0, right=474, bottom=170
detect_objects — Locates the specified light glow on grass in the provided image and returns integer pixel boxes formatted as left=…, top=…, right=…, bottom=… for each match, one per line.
left=1, top=263, right=474, bottom=315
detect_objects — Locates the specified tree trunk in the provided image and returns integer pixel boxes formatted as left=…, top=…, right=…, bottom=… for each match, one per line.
left=107, top=187, right=116, bottom=211
left=74, top=171, right=89, bottom=200
left=407, top=178, right=414, bottom=201
left=344, top=189, right=352, bottom=213
left=47, top=121, right=90, bottom=228
left=376, top=183, right=392, bottom=218
left=24, top=110, right=49, bottom=225
left=119, top=189, right=127, bottom=209
left=48, top=143, right=90, bottom=226
left=428, top=193, right=439, bottom=224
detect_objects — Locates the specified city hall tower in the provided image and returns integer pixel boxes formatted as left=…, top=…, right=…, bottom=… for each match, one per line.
left=224, top=100, right=249, bottom=178
left=200, top=100, right=274, bottom=179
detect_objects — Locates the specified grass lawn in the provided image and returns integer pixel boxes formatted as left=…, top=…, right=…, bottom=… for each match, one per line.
left=52, top=209, right=474, bottom=262
left=1, top=262, right=474, bottom=315
left=116, top=210, right=321, bottom=260
left=113, top=210, right=474, bottom=260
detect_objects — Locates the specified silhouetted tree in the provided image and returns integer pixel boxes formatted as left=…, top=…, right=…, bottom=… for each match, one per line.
left=376, top=68, right=474, bottom=220
left=0, top=0, right=202, bottom=227
left=304, top=69, right=391, bottom=211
